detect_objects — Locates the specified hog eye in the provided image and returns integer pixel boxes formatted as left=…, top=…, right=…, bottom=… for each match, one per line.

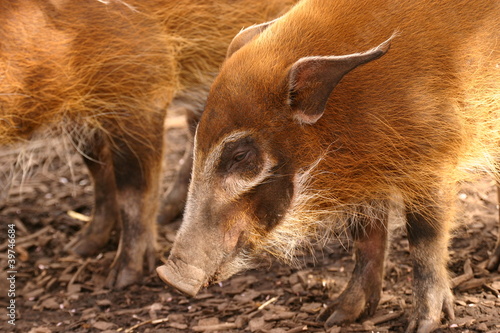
left=217, top=136, right=261, bottom=175
left=233, top=151, right=249, bottom=163
left=228, top=149, right=254, bottom=172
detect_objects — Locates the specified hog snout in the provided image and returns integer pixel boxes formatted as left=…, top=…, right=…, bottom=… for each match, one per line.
left=157, top=206, right=228, bottom=296
left=156, top=256, right=208, bottom=296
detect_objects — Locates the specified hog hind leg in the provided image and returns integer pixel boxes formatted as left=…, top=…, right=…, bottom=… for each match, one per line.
left=158, top=137, right=193, bottom=224
left=103, top=112, right=165, bottom=289
left=65, top=131, right=120, bottom=257
left=486, top=180, right=500, bottom=271
left=404, top=190, right=455, bottom=333
left=321, top=201, right=389, bottom=328
left=158, top=92, right=204, bottom=224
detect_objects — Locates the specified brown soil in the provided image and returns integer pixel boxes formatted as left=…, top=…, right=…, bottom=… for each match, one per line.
left=1, top=115, right=499, bottom=333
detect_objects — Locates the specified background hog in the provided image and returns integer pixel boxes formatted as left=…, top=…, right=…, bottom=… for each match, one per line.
left=0, top=0, right=293, bottom=288
left=157, top=0, right=500, bottom=331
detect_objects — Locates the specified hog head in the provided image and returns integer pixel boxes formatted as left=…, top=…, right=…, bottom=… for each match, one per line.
left=156, top=19, right=391, bottom=296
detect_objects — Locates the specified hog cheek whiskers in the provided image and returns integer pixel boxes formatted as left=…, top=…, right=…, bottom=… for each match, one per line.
left=214, top=248, right=256, bottom=282
left=247, top=156, right=364, bottom=265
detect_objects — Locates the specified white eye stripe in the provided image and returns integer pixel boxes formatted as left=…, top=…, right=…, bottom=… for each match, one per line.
left=202, top=130, right=253, bottom=177
left=222, top=155, right=276, bottom=200
left=197, top=129, right=278, bottom=201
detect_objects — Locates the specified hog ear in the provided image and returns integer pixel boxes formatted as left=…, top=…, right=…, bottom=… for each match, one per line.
left=226, top=18, right=278, bottom=59
left=287, top=38, right=392, bottom=125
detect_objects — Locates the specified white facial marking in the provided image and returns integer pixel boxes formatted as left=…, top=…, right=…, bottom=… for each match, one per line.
left=223, top=154, right=276, bottom=200
left=198, top=130, right=277, bottom=200
left=203, top=130, right=251, bottom=177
